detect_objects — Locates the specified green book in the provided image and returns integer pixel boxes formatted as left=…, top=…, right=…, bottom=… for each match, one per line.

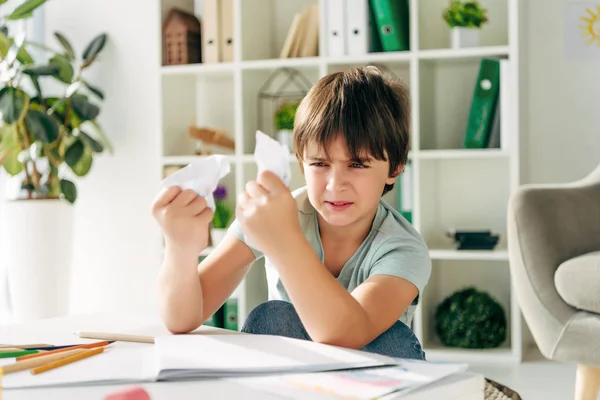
left=369, top=0, right=410, bottom=52
left=464, top=59, right=501, bottom=149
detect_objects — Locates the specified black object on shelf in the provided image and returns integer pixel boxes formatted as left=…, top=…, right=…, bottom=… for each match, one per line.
left=446, top=229, right=500, bottom=250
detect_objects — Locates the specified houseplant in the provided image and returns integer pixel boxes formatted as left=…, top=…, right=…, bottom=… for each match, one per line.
left=434, top=287, right=506, bottom=349
left=442, top=0, right=488, bottom=49
left=210, top=184, right=233, bottom=247
left=0, top=0, right=111, bottom=321
left=274, top=100, right=299, bottom=152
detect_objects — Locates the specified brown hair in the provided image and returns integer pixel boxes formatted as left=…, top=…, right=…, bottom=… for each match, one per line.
left=293, top=66, right=410, bottom=195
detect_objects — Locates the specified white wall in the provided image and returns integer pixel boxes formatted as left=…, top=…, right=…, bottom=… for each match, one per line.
left=44, top=0, right=163, bottom=314
left=520, top=0, right=600, bottom=184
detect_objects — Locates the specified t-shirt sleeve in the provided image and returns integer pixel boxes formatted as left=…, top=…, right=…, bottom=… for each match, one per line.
left=226, top=218, right=264, bottom=260
left=367, top=239, right=432, bottom=304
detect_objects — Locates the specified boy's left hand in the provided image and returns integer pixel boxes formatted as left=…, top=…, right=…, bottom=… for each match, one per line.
left=237, top=170, right=302, bottom=256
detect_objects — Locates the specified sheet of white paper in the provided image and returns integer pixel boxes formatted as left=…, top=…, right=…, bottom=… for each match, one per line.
left=1, top=347, right=157, bottom=390
left=154, top=333, right=393, bottom=378
left=160, top=154, right=231, bottom=210
left=230, top=359, right=468, bottom=400
left=254, top=130, right=291, bottom=186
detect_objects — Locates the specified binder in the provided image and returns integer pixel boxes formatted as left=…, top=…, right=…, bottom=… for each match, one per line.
left=463, top=59, right=501, bottom=149
left=368, top=1, right=383, bottom=52
left=346, top=0, right=370, bottom=56
left=219, top=0, right=234, bottom=62
left=202, top=0, right=221, bottom=63
left=369, top=0, right=410, bottom=52
left=499, top=59, right=511, bottom=151
left=326, top=0, right=346, bottom=56
left=223, top=297, right=238, bottom=330
left=397, top=162, right=413, bottom=223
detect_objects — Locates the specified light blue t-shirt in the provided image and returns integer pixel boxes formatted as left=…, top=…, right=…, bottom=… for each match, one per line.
left=228, top=186, right=431, bottom=326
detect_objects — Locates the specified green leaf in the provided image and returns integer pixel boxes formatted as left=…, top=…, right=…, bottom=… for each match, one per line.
left=0, top=87, right=28, bottom=124
left=53, top=31, right=75, bottom=60
left=25, top=109, right=59, bottom=143
left=0, top=1, right=9, bottom=5
left=0, top=31, right=9, bottom=56
left=71, top=147, right=92, bottom=177
left=22, top=64, right=61, bottom=76
left=7, top=0, right=47, bottom=20
left=65, top=139, right=84, bottom=167
left=0, top=124, right=23, bottom=176
left=60, top=179, right=77, bottom=203
left=82, top=33, right=107, bottom=61
left=17, top=46, right=34, bottom=65
left=80, top=120, right=112, bottom=153
left=49, top=54, right=74, bottom=83
left=70, top=96, right=100, bottom=121
left=82, top=80, right=104, bottom=100
left=79, top=130, right=103, bottom=153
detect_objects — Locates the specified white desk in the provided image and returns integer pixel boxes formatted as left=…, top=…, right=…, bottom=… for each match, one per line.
left=0, top=313, right=484, bottom=400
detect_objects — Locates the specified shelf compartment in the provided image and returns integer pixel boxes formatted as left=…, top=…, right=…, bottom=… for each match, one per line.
left=420, top=259, right=514, bottom=363
left=417, top=0, right=509, bottom=51
left=241, top=66, right=320, bottom=154
left=162, top=74, right=235, bottom=157
left=419, top=158, right=510, bottom=249
left=240, top=0, right=320, bottom=62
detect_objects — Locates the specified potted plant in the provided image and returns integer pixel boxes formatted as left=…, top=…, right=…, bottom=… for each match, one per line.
left=0, top=0, right=111, bottom=321
left=274, top=100, right=299, bottom=152
left=442, top=0, right=488, bottom=49
left=210, top=184, right=233, bottom=247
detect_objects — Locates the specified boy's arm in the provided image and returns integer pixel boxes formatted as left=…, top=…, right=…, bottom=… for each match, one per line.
left=269, top=237, right=419, bottom=349
left=157, top=232, right=255, bottom=334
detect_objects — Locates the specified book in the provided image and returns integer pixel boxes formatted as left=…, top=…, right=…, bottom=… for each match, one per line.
left=1, top=333, right=397, bottom=389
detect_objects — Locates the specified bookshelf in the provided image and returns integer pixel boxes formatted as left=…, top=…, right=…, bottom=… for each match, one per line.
left=156, top=0, right=522, bottom=365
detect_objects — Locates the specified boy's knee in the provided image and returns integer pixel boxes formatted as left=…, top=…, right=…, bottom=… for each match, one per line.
left=241, top=300, right=309, bottom=340
left=363, top=321, right=426, bottom=360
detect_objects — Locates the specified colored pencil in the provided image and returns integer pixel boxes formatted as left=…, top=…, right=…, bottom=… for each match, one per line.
left=1, top=348, right=87, bottom=375
left=31, top=347, right=104, bottom=374
left=0, top=348, right=24, bottom=353
left=76, top=331, right=154, bottom=344
left=17, top=341, right=112, bottom=361
left=0, top=350, right=38, bottom=358
left=0, top=344, right=52, bottom=349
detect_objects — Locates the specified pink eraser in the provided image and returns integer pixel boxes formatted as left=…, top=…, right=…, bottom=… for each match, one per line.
left=104, top=386, right=151, bottom=400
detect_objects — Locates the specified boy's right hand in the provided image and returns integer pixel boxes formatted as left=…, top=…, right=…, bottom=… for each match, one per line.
left=151, top=187, right=214, bottom=256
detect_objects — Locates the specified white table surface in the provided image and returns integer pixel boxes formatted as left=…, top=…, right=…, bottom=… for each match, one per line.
left=0, top=312, right=484, bottom=400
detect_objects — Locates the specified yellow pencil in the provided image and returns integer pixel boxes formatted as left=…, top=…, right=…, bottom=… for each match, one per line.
left=31, top=347, right=104, bottom=375
left=76, top=331, right=154, bottom=344
left=0, top=349, right=87, bottom=375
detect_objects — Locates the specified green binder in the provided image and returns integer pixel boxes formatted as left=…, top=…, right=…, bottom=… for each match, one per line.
left=396, top=163, right=413, bottom=223
left=369, top=0, right=410, bottom=52
left=223, top=297, right=238, bottom=331
left=203, top=305, right=224, bottom=328
left=368, top=2, right=383, bottom=52
left=463, top=59, right=501, bottom=149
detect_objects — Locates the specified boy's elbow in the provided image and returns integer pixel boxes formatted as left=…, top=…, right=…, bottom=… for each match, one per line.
left=311, top=328, right=369, bottom=350
left=162, top=315, right=203, bottom=335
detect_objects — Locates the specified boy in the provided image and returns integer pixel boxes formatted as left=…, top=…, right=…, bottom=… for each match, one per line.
left=152, top=66, right=431, bottom=360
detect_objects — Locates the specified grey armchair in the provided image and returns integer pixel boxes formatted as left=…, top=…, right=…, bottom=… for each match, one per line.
left=507, top=163, right=600, bottom=400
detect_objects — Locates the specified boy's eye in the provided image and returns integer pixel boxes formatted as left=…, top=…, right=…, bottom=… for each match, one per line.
left=311, top=162, right=327, bottom=167
left=350, top=163, right=367, bottom=168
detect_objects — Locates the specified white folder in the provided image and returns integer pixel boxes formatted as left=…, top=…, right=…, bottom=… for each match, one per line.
left=219, top=0, right=234, bottom=62
left=326, top=0, right=346, bottom=57
left=345, top=0, right=370, bottom=56
left=202, top=0, right=221, bottom=63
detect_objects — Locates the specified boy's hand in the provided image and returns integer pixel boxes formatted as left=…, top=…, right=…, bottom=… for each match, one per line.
left=237, top=170, right=302, bottom=256
left=151, top=187, right=214, bottom=256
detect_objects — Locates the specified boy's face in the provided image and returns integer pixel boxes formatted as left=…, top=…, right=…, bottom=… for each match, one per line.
left=302, top=136, right=397, bottom=228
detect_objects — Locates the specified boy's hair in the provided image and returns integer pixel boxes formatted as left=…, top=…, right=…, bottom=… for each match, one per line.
left=293, top=66, right=410, bottom=195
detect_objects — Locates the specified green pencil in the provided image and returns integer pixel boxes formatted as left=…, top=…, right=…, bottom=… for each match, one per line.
left=0, top=350, right=38, bottom=358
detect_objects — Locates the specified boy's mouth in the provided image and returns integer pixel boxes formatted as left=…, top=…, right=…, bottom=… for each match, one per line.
left=325, top=201, right=353, bottom=211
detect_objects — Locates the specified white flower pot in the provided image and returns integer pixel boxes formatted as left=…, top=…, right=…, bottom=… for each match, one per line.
left=1, top=199, right=74, bottom=322
left=451, top=27, right=480, bottom=49
left=210, top=228, right=228, bottom=248
left=276, top=129, right=294, bottom=152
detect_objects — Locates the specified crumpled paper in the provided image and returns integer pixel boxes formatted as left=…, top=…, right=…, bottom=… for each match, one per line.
left=254, top=130, right=291, bottom=186
left=160, top=154, right=230, bottom=210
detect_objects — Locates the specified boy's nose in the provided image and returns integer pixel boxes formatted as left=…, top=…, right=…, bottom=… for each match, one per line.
left=325, top=168, right=348, bottom=192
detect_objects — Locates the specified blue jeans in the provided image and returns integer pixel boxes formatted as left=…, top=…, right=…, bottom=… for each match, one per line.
left=241, top=300, right=426, bottom=360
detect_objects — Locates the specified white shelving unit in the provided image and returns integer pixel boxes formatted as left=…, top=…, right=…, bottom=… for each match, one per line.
left=157, top=0, right=522, bottom=364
